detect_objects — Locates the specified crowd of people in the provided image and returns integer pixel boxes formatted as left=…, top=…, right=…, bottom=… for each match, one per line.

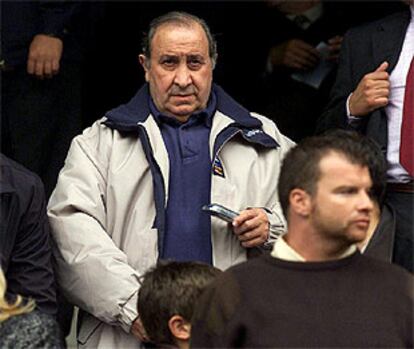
left=1, top=1, right=413, bottom=348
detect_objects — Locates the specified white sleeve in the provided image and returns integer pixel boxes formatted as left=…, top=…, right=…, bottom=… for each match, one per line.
left=48, top=121, right=140, bottom=333
left=346, top=93, right=364, bottom=128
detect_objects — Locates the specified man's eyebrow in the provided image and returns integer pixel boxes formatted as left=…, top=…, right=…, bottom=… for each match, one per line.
left=332, top=185, right=357, bottom=192
left=159, top=54, right=178, bottom=59
left=158, top=54, right=179, bottom=62
left=187, top=54, right=205, bottom=59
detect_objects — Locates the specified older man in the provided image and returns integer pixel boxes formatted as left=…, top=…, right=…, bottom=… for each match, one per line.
left=191, top=130, right=414, bottom=348
left=48, top=11, right=293, bottom=348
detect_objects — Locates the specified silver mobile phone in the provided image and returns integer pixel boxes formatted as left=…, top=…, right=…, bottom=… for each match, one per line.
left=202, top=203, right=239, bottom=223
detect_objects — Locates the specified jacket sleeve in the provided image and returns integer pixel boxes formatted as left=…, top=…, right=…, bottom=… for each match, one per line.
left=47, top=121, right=140, bottom=333
left=5, top=174, right=57, bottom=316
left=261, top=118, right=295, bottom=243
left=38, top=1, right=77, bottom=38
left=315, top=28, right=368, bottom=135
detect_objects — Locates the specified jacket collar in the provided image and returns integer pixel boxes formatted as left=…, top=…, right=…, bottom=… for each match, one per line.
left=103, top=83, right=263, bottom=131
left=373, top=8, right=411, bottom=73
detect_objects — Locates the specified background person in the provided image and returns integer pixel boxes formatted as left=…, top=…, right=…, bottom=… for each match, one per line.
left=317, top=1, right=414, bottom=272
left=0, top=153, right=57, bottom=318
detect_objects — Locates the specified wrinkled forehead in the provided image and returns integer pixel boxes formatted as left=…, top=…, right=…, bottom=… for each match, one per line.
left=152, top=21, right=208, bottom=46
left=150, top=22, right=210, bottom=58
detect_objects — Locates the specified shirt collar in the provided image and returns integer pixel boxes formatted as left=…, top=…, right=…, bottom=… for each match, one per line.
left=271, top=235, right=358, bottom=262
left=286, top=2, right=323, bottom=29
left=149, top=91, right=217, bottom=128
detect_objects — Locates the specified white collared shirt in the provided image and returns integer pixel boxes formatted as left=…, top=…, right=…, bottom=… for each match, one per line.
left=271, top=235, right=357, bottom=262
left=286, top=2, right=323, bottom=30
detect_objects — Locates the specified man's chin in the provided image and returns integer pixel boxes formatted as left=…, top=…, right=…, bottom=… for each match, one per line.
left=168, top=105, right=199, bottom=117
left=347, top=228, right=368, bottom=244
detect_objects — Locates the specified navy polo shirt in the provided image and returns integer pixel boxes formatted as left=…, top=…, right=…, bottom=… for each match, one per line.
left=150, top=93, right=217, bottom=264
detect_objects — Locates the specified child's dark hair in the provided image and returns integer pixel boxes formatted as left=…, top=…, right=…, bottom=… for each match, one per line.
left=138, top=261, right=221, bottom=346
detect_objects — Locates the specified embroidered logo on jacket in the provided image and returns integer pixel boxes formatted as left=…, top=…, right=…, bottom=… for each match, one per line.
left=213, top=157, right=225, bottom=178
left=244, top=129, right=263, bottom=138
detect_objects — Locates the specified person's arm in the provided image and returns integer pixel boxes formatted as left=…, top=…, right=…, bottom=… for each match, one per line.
left=6, top=175, right=57, bottom=315
left=27, top=1, right=76, bottom=78
left=48, top=121, right=140, bottom=333
left=232, top=205, right=285, bottom=248
left=347, top=61, right=390, bottom=117
left=267, top=39, right=320, bottom=72
left=315, top=29, right=359, bottom=134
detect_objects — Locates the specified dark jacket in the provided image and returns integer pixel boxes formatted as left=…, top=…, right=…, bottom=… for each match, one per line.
left=316, top=8, right=411, bottom=157
left=0, top=154, right=57, bottom=315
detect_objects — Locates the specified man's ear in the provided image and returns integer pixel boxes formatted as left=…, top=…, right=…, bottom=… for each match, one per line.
left=168, top=315, right=191, bottom=341
left=138, top=54, right=150, bottom=82
left=289, top=188, right=312, bottom=217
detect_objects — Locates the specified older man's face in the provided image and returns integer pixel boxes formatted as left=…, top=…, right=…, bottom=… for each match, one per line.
left=140, top=23, right=213, bottom=122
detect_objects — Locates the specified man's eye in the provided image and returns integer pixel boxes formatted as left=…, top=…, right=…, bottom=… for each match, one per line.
left=339, top=188, right=357, bottom=195
left=188, top=59, right=203, bottom=69
left=161, top=58, right=177, bottom=67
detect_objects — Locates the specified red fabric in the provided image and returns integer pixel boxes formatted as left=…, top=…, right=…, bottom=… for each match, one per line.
left=400, top=56, right=414, bottom=177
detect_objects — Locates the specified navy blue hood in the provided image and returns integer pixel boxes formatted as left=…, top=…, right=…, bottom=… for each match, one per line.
left=103, top=83, right=279, bottom=148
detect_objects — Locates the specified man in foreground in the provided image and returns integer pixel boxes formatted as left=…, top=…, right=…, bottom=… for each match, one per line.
left=191, top=130, right=413, bottom=348
left=48, top=11, right=293, bottom=348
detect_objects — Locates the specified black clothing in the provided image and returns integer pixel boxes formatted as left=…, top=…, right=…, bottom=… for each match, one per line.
left=316, top=9, right=411, bottom=148
left=0, top=1, right=99, bottom=197
left=191, top=252, right=414, bottom=348
left=0, top=154, right=57, bottom=315
left=364, top=203, right=395, bottom=262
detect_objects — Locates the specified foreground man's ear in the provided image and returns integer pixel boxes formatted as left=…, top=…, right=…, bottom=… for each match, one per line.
left=289, top=188, right=312, bottom=217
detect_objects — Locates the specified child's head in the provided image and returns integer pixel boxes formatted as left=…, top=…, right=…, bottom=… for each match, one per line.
left=138, top=261, right=221, bottom=349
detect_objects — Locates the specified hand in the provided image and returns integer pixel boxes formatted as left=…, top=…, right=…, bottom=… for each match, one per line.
left=27, top=34, right=63, bottom=79
left=349, top=61, right=390, bottom=116
left=232, top=208, right=269, bottom=248
left=269, top=39, right=320, bottom=71
left=130, top=317, right=150, bottom=342
left=327, top=35, right=343, bottom=62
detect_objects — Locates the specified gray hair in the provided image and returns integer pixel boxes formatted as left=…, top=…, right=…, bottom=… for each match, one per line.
left=141, top=11, right=218, bottom=68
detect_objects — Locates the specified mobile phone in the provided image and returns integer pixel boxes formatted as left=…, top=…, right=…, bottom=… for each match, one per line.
left=202, top=203, right=239, bottom=223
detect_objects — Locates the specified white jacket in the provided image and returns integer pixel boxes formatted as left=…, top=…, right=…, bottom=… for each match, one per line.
left=48, top=84, right=294, bottom=348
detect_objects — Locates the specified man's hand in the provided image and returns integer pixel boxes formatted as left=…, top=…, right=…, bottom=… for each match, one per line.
left=130, top=317, right=149, bottom=342
left=27, top=34, right=63, bottom=79
left=327, top=35, right=343, bottom=62
left=349, top=61, right=390, bottom=116
left=232, top=208, right=269, bottom=248
left=270, top=39, right=320, bottom=70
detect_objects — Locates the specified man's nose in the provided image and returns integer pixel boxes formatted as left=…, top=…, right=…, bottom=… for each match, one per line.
left=174, top=64, right=192, bottom=87
left=358, top=191, right=374, bottom=213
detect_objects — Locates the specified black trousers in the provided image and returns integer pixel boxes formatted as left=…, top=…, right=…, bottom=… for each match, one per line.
left=1, top=63, right=82, bottom=198
left=387, top=190, right=414, bottom=273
